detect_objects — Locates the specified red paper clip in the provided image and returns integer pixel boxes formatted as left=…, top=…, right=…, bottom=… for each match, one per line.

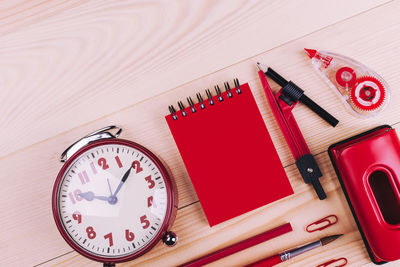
left=317, top=257, right=348, bottom=267
left=306, top=215, right=338, bottom=233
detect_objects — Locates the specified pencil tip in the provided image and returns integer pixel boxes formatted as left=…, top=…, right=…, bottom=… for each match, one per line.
left=321, top=234, right=343, bottom=246
left=256, top=62, right=266, bottom=72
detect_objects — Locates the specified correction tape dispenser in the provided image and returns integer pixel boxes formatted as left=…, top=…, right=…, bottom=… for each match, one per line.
left=305, top=48, right=390, bottom=118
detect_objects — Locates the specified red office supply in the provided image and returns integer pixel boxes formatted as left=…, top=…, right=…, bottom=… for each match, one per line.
left=246, top=235, right=342, bottom=267
left=180, top=223, right=292, bottom=267
left=329, top=125, right=400, bottom=263
left=306, top=214, right=338, bottom=233
left=247, top=255, right=281, bottom=267
left=305, top=48, right=390, bottom=118
left=257, top=66, right=327, bottom=199
left=316, top=257, right=348, bottom=267
left=165, top=80, right=293, bottom=226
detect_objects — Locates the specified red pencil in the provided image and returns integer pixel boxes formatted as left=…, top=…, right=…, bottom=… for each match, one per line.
left=180, top=223, right=292, bottom=267
left=245, top=235, right=343, bottom=267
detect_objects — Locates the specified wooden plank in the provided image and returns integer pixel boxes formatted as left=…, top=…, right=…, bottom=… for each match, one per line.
left=38, top=152, right=400, bottom=266
left=3, top=82, right=399, bottom=265
left=0, top=0, right=389, bottom=156
left=2, top=1, right=400, bottom=266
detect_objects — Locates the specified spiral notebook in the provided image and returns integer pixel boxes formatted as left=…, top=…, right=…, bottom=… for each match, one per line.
left=165, top=79, right=293, bottom=226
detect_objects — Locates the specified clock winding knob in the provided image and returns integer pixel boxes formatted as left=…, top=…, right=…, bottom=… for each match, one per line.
left=162, top=231, right=178, bottom=247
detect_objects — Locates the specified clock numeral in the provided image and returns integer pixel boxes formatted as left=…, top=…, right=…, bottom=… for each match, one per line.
left=145, top=175, right=155, bottom=189
left=147, top=196, right=153, bottom=207
left=78, top=170, right=90, bottom=185
left=125, top=229, right=135, bottom=241
left=89, top=162, right=97, bottom=174
left=72, top=211, right=82, bottom=224
left=115, top=156, right=123, bottom=168
left=68, top=189, right=83, bottom=204
left=140, top=215, right=150, bottom=229
left=86, top=226, right=96, bottom=239
left=98, top=157, right=109, bottom=170
left=132, top=160, right=143, bottom=174
left=104, top=232, right=114, bottom=247
left=97, top=157, right=123, bottom=170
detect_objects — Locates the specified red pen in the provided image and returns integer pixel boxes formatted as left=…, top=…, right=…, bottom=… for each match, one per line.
left=245, top=235, right=342, bottom=267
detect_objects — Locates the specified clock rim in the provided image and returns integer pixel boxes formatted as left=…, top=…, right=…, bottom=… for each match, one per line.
left=52, top=138, right=176, bottom=263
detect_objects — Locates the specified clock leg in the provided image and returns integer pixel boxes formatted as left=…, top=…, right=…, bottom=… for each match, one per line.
left=163, top=231, right=178, bottom=247
left=103, top=263, right=115, bottom=267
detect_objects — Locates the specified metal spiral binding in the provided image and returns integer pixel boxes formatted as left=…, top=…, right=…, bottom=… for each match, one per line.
left=206, top=89, right=214, bottom=105
left=225, top=82, right=233, bottom=98
left=187, top=96, right=196, bottom=113
left=234, top=78, right=241, bottom=94
left=169, top=105, right=178, bottom=120
left=178, top=101, right=187, bottom=117
left=169, top=78, right=242, bottom=120
left=215, top=85, right=223, bottom=102
left=196, top=93, right=205, bottom=109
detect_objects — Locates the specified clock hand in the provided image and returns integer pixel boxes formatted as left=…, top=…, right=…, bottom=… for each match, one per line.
left=79, top=191, right=94, bottom=201
left=107, top=178, right=113, bottom=196
left=112, top=163, right=133, bottom=197
left=93, top=195, right=109, bottom=201
left=79, top=191, right=108, bottom=202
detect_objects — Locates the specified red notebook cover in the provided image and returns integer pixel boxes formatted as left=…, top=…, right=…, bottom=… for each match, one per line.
left=165, top=82, right=293, bottom=226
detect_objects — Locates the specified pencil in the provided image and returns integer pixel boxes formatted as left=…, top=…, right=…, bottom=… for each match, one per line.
left=245, top=234, right=343, bottom=267
left=180, top=223, right=292, bottom=267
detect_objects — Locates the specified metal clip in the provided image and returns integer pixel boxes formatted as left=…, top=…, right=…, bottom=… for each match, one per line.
left=206, top=89, right=214, bottom=105
left=234, top=78, right=241, bottom=94
left=316, top=257, right=348, bottom=267
left=306, top=215, right=338, bottom=233
left=60, top=126, right=122, bottom=163
left=178, top=101, right=187, bottom=117
left=187, top=97, right=196, bottom=113
left=225, top=82, right=233, bottom=98
left=196, top=93, right=205, bottom=109
left=215, top=85, right=223, bottom=102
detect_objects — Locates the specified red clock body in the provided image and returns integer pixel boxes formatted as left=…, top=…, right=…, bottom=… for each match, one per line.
left=52, top=138, right=177, bottom=264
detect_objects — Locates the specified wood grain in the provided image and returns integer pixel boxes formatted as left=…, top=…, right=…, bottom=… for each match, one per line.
left=37, top=152, right=354, bottom=267
left=37, top=151, right=400, bottom=267
left=0, top=0, right=388, bottom=157
left=2, top=0, right=400, bottom=266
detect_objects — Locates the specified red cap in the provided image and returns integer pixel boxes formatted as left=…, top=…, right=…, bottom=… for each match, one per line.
left=304, top=48, right=317, bottom=58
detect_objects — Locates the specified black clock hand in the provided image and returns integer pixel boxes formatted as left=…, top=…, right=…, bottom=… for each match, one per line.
left=112, top=163, right=133, bottom=197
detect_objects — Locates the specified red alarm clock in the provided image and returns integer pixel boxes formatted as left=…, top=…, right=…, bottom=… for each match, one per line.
left=52, top=126, right=178, bottom=266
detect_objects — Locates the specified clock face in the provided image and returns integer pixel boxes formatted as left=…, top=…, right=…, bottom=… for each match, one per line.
left=54, top=140, right=173, bottom=261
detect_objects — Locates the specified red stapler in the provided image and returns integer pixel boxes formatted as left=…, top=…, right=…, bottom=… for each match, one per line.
left=329, top=125, right=400, bottom=264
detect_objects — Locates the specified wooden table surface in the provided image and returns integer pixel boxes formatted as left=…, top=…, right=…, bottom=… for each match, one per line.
left=2, top=1, right=400, bottom=266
